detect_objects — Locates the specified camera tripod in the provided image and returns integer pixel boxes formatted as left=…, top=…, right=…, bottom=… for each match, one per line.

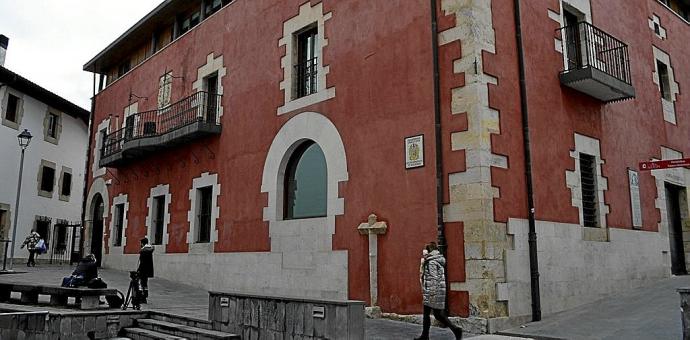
left=122, top=271, right=142, bottom=310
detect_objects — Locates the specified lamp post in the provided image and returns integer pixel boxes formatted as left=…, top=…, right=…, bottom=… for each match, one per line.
left=6, top=129, right=32, bottom=271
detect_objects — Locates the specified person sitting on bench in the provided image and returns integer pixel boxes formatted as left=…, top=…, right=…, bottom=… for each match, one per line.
left=63, top=254, right=99, bottom=287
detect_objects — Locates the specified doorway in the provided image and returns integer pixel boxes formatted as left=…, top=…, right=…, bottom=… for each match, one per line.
left=91, top=195, right=105, bottom=267
left=666, top=183, right=687, bottom=275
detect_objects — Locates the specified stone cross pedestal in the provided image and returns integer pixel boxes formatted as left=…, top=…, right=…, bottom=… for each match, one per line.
left=358, top=214, right=388, bottom=309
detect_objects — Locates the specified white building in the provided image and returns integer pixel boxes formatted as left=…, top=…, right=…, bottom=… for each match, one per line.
left=0, top=35, right=89, bottom=267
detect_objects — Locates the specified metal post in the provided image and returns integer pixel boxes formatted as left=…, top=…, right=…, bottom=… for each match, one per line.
left=8, top=147, right=26, bottom=270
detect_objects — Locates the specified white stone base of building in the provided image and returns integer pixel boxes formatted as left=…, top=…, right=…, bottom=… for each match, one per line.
left=102, top=249, right=348, bottom=300
left=502, top=218, right=670, bottom=320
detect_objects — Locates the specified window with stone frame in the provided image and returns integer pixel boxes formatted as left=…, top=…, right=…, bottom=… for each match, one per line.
left=293, top=25, right=319, bottom=99
left=196, top=186, right=213, bottom=243
left=5, top=94, right=19, bottom=123
left=152, top=195, right=165, bottom=245
left=657, top=60, right=672, bottom=101
left=61, top=172, right=72, bottom=197
left=113, top=203, right=125, bottom=247
left=47, top=112, right=59, bottom=138
left=54, top=220, right=68, bottom=252
left=40, top=166, right=56, bottom=194
left=579, top=153, right=599, bottom=228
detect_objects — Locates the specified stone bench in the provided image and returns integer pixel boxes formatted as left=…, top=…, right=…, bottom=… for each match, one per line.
left=0, top=282, right=119, bottom=310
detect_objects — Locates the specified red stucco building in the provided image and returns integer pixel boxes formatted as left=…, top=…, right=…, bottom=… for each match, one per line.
left=83, top=0, right=690, bottom=331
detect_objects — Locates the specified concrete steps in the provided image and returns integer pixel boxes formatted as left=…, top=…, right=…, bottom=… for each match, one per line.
left=124, top=318, right=239, bottom=340
left=122, top=327, right=187, bottom=340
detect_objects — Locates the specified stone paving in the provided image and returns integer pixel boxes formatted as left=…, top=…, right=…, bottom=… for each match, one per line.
left=500, top=275, right=690, bottom=340
left=6, top=263, right=687, bottom=339
left=0, top=264, right=490, bottom=338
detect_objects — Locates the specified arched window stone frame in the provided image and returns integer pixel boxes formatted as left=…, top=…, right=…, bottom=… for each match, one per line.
left=261, top=112, right=347, bottom=249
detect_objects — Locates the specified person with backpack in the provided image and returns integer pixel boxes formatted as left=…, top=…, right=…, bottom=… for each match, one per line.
left=20, top=230, right=41, bottom=267
left=137, top=237, right=154, bottom=304
left=415, top=242, right=463, bottom=340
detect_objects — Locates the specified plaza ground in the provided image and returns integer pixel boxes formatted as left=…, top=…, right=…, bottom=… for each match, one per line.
left=2, top=262, right=687, bottom=339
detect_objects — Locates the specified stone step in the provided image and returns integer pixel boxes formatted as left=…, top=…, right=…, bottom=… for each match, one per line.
left=149, top=311, right=214, bottom=330
left=123, top=327, right=187, bottom=340
left=136, top=318, right=239, bottom=340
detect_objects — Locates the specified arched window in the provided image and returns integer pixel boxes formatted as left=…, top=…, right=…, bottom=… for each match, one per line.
left=284, top=141, right=327, bottom=219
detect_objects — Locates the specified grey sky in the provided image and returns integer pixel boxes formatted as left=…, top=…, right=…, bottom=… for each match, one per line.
left=0, top=0, right=164, bottom=110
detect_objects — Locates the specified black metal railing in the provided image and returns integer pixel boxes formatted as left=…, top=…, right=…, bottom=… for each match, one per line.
left=294, top=57, right=318, bottom=98
left=558, top=22, right=632, bottom=85
left=102, top=91, right=221, bottom=159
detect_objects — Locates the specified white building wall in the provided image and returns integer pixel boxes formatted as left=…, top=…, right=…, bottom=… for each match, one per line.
left=0, top=85, right=88, bottom=262
left=503, top=218, right=670, bottom=318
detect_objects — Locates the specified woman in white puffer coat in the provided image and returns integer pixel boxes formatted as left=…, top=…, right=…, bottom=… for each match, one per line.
left=416, top=242, right=463, bottom=340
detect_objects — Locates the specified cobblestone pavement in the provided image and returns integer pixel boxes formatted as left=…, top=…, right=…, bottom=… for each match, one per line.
left=0, top=264, right=490, bottom=338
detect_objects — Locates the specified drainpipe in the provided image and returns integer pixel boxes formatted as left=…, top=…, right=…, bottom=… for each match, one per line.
left=430, top=0, right=446, bottom=255
left=513, top=0, right=541, bottom=321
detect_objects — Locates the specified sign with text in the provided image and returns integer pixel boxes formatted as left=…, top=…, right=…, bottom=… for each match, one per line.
left=628, top=170, right=642, bottom=228
left=639, top=158, right=690, bottom=171
left=405, top=135, right=424, bottom=169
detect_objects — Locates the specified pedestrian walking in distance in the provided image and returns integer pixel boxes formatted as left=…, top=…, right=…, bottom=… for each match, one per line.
left=137, top=237, right=154, bottom=304
left=416, top=242, right=463, bottom=340
left=20, top=230, right=41, bottom=267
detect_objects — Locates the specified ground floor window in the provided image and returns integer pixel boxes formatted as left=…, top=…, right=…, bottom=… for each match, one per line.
left=284, top=141, right=327, bottom=220
left=113, top=204, right=125, bottom=247
left=35, top=216, right=51, bottom=245
left=579, top=153, right=598, bottom=228
left=152, top=196, right=165, bottom=245
left=197, top=186, right=213, bottom=243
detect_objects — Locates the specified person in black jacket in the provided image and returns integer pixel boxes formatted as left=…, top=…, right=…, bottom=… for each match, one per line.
left=137, top=237, right=154, bottom=303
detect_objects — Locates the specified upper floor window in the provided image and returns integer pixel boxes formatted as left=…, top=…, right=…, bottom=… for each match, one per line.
left=44, top=111, right=62, bottom=144
left=61, top=172, right=72, bottom=197
left=40, top=166, right=55, bottom=193
left=205, top=0, right=225, bottom=17
left=5, top=94, right=19, bottom=123
left=47, top=113, right=59, bottom=138
left=657, top=60, right=672, bottom=101
left=284, top=141, right=327, bottom=220
left=180, top=11, right=201, bottom=35
left=659, top=0, right=690, bottom=21
left=38, top=160, right=57, bottom=198
left=294, top=26, right=319, bottom=99
left=117, top=60, right=131, bottom=78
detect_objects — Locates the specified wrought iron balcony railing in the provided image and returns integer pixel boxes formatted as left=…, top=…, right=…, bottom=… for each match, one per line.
left=294, top=57, right=318, bottom=99
left=558, top=22, right=635, bottom=102
left=101, top=91, right=221, bottom=166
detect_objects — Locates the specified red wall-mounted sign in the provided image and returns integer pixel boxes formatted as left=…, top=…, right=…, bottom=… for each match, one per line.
left=639, top=158, right=690, bottom=171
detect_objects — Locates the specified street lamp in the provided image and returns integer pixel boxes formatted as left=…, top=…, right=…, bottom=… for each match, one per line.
left=4, top=129, right=32, bottom=271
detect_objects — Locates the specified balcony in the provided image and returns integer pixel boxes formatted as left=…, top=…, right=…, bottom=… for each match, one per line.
left=558, top=22, right=635, bottom=102
left=100, top=91, right=222, bottom=167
